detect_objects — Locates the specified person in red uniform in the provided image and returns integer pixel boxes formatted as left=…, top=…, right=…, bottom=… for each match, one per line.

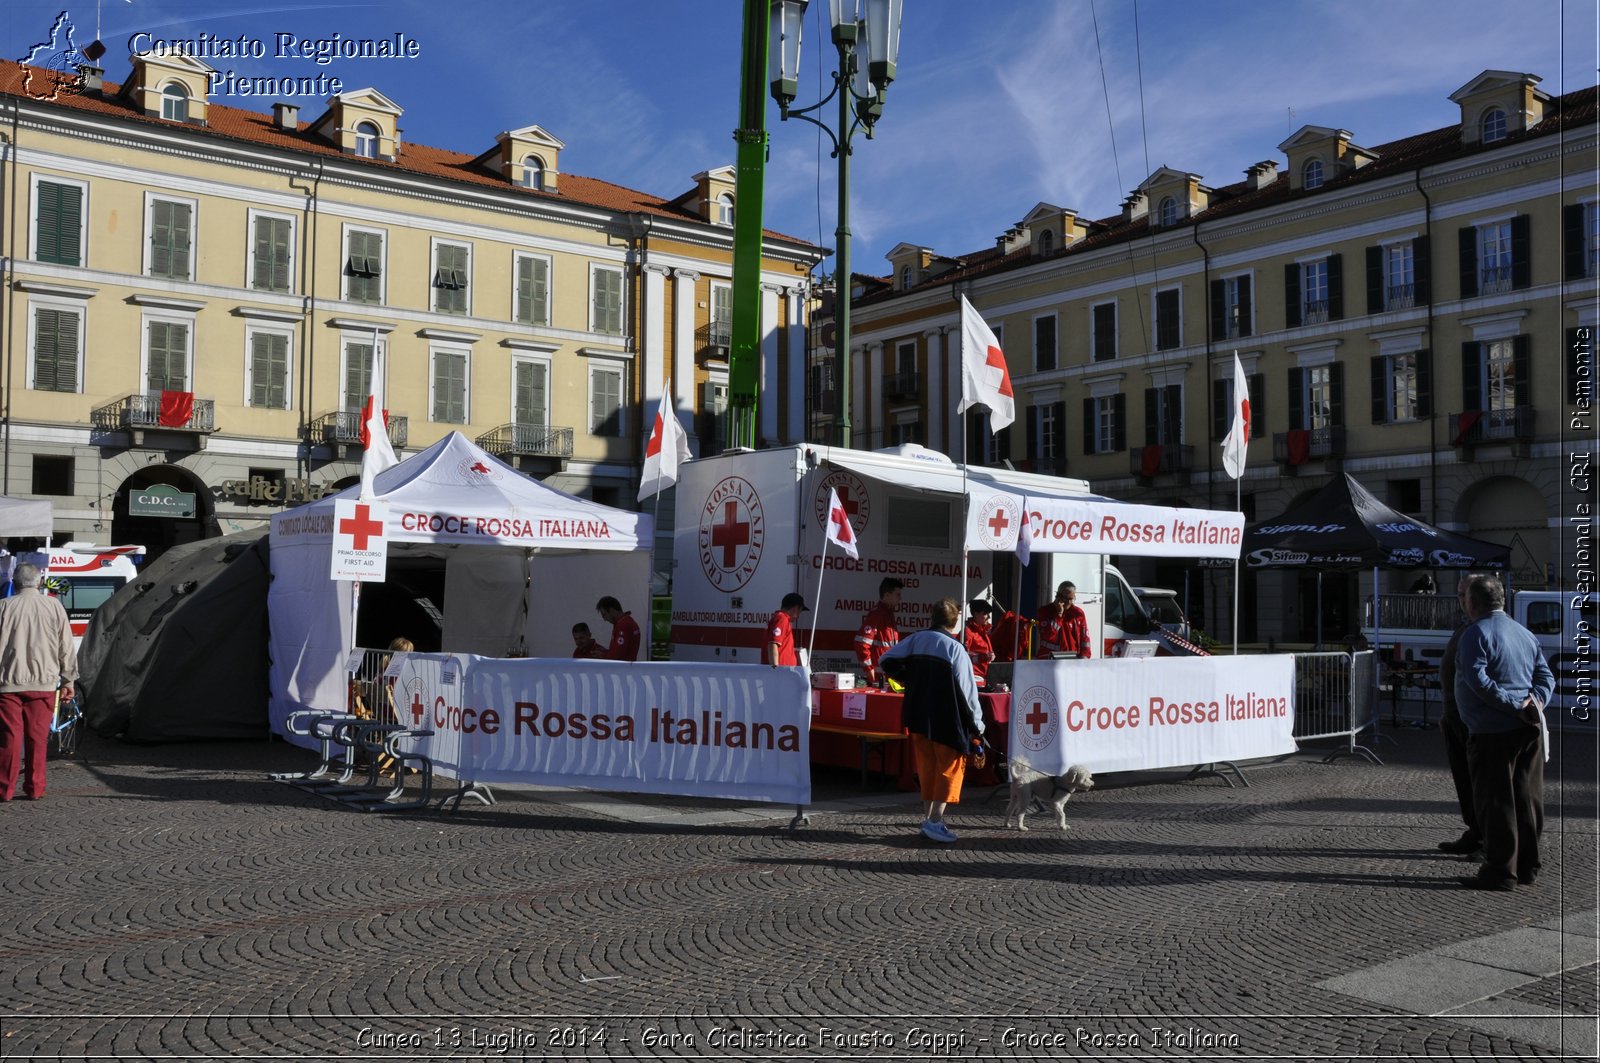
left=571, top=622, right=606, bottom=659
left=963, top=599, right=996, bottom=685
left=989, top=599, right=1028, bottom=663
left=1036, top=581, right=1092, bottom=658
left=854, top=577, right=904, bottom=687
left=595, top=596, right=641, bottom=661
left=763, top=592, right=809, bottom=666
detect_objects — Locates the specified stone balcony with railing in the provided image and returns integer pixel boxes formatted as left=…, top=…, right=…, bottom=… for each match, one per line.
left=311, top=410, right=409, bottom=459
left=91, top=392, right=215, bottom=449
left=1450, top=406, right=1535, bottom=450
left=1273, top=425, right=1346, bottom=470
left=477, top=423, right=574, bottom=474
left=1130, top=443, right=1194, bottom=478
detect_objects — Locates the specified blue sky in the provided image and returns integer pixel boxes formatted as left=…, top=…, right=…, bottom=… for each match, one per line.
left=6, top=1, right=1595, bottom=279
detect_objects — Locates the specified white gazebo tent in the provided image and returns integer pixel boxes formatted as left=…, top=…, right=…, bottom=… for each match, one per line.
left=0, top=496, right=52, bottom=539
left=267, top=433, right=653, bottom=735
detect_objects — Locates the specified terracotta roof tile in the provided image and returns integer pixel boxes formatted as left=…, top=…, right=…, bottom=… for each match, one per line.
left=864, top=83, right=1599, bottom=304
left=0, top=60, right=819, bottom=247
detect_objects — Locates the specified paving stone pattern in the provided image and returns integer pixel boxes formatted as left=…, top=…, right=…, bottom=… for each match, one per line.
left=0, top=727, right=1595, bottom=1060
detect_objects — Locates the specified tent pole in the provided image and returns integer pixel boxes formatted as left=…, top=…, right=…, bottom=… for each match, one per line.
left=959, top=437, right=969, bottom=629
left=1233, top=474, right=1241, bottom=654
left=1372, top=562, right=1382, bottom=740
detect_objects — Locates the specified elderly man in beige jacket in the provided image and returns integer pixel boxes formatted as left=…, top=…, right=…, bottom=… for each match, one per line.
left=0, top=562, right=77, bottom=801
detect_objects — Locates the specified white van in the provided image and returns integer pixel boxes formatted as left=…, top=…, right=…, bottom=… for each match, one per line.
left=41, top=543, right=147, bottom=646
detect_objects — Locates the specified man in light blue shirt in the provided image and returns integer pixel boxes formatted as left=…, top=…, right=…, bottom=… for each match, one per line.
left=1454, top=575, right=1555, bottom=891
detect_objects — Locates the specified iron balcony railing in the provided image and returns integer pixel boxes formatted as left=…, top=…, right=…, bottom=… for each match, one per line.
left=92, top=393, right=215, bottom=433
left=1301, top=298, right=1330, bottom=325
left=1479, top=264, right=1514, bottom=295
left=1129, top=443, right=1194, bottom=476
left=312, top=410, right=409, bottom=448
left=476, top=423, right=574, bottom=458
left=697, top=320, right=731, bottom=352
left=1450, top=406, right=1535, bottom=445
left=1385, top=283, right=1415, bottom=310
left=884, top=370, right=921, bottom=401
left=1272, top=425, right=1347, bottom=462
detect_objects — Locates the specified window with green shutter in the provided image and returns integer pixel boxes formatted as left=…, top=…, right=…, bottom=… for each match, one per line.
left=32, top=308, right=80, bottom=393
left=590, top=365, right=623, bottom=436
left=146, top=321, right=189, bottom=392
left=514, top=361, right=548, bottom=428
left=432, top=350, right=467, bottom=423
left=516, top=255, right=550, bottom=325
left=433, top=243, right=469, bottom=314
left=253, top=216, right=292, bottom=292
left=35, top=180, right=83, bottom=266
left=250, top=332, right=289, bottom=409
left=149, top=199, right=193, bottom=280
left=345, top=230, right=384, bottom=303
left=592, top=267, right=622, bottom=335
left=344, top=342, right=374, bottom=411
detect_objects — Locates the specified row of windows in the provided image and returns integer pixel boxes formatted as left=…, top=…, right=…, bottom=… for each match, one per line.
left=987, top=210, right=1576, bottom=373
left=25, top=304, right=632, bottom=436
left=953, top=334, right=1569, bottom=467
left=28, top=178, right=625, bottom=333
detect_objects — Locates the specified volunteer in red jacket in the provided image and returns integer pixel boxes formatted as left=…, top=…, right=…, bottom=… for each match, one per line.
left=595, top=595, right=641, bottom=661
left=963, top=598, right=996, bottom=685
left=571, top=622, right=606, bottom=660
left=854, top=577, right=904, bottom=687
left=763, top=592, right=809, bottom=666
left=1036, top=581, right=1092, bottom=658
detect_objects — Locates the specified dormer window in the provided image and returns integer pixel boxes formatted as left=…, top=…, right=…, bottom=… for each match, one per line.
left=716, top=193, right=734, bottom=226
left=1158, top=197, right=1178, bottom=227
left=899, top=265, right=912, bottom=289
left=1036, top=230, right=1054, bottom=255
left=521, top=155, right=544, bottom=190
left=1480, top=107, right=1507, bottom=143
left=354, top=121, right=380, bottom=159
left=1302, top=158, right=1324, bottom=190
left=161, top=83, right=188, bottom=122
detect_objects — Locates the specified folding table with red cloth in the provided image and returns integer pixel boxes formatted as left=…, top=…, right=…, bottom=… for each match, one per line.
left=809, top=689, right=1010, bottom=790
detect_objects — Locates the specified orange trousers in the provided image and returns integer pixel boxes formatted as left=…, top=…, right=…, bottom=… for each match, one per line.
left=910, top=734, right=967, bottom=803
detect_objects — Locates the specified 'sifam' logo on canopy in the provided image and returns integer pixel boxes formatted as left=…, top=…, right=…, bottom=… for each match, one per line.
left=699, top=476, right=765, bottom=592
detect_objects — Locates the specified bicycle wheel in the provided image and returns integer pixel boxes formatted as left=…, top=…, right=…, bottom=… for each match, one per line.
left=53, top=701, right=83, bottom=757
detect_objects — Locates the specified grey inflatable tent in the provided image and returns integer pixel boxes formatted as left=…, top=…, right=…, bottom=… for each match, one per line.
left=79, top=531, right=271, bottom=741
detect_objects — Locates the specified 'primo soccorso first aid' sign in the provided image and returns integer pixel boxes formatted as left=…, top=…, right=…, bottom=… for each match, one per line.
left=330, top=498, right=389, bottom=582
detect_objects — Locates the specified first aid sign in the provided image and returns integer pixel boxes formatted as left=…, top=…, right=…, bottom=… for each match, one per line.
left=331, top=499, right=389, bottom=582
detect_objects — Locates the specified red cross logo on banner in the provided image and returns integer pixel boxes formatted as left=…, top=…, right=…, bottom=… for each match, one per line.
left=1025, top=700, right=1049, bottom=736
left=1016, top=685, right=1059, bottom=752
left=339, top=503, right=383, bottom=551
left=409, top=687, right=426, bottom=726
left=711, top=501, right=751, bottom=568
left=988, top=508, right=1010, bottom=538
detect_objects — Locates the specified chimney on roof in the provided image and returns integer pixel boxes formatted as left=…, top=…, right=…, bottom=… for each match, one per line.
left=76, top=64, right=103, bottom=94
left=272, top=102, right=299, bottom=131
left=1245, top=160, right=1278, bottom=191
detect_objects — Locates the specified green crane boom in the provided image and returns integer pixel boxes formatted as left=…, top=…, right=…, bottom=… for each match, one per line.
left=726, top=0, right=770, bottom=451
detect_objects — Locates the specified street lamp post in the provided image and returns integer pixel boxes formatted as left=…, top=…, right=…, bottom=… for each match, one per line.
left=769, top=0, right=903, bottom=449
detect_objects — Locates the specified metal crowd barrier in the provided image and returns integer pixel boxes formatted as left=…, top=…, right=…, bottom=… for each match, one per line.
left=1293, top=650, right=1381, bottom=763
left=268, top=648, right=435, bottom=811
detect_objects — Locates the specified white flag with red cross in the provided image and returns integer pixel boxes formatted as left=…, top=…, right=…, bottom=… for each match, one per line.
left=957, top=294, right=1015, bottom=432
left=638, top=400, right=691, bottom=502
left=1221, top=352, right=1251, bottom=480
left=824, top=486, right=859, bottom=560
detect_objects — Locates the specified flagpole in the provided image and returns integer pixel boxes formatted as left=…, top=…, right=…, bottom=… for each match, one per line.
left=959, top=409, right=970, bottom=623
left=808, top=533, right=829, bottom=665
left=1233, top=472, right=1241, bottom=655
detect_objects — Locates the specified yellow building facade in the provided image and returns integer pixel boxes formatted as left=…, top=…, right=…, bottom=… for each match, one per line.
left=1, top=53, right=821, bottom=558
left=827, top=69, right=1595, bottom=643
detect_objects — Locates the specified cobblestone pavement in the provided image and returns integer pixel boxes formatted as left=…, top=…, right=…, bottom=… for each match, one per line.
left=1, top=725, right=1595, bottom=1061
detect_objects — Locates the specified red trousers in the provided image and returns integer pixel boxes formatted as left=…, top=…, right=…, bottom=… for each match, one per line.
left=0, top=691, right=54, bottom=800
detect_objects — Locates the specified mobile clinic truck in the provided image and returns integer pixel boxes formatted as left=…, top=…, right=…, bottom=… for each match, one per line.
left=668, top=444, right=1165, bottom=673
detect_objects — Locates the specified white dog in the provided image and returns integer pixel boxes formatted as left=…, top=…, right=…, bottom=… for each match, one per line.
left=1004, top=764, right=1094, bottom=831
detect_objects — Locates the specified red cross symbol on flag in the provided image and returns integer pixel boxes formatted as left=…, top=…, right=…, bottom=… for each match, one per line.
left=331, top=498, right=390, bottom=582
left=825, top=486, right=858, bottom=560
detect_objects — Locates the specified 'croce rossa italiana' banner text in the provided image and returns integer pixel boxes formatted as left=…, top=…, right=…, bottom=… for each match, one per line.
left=1008, top=656, right=1296, bottom=774
left=388, top=655, right=811, bottom=804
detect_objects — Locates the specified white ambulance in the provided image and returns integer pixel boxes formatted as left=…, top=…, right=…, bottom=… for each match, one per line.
left=668, top=444, right=1156, bottom=673
left=40, top=542, right=147, bottom=646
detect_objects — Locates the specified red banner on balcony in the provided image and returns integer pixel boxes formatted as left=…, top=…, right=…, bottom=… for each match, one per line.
left=358, top=398, right=390, bottom=448
left=1140, top=445, right=1164, bottom=477
left=1286, top=429, right=1311, bottom=465
left=158, top=390, right=194, bottom=427
left=1452, top=409, right=1482, bottom=445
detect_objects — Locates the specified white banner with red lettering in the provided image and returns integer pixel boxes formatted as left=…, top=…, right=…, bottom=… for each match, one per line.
left=1008, top=656, right=1296, bottom=774
left=963, top=490, right=1245, bottom=559
left=388, top=654, right=812, bottom=804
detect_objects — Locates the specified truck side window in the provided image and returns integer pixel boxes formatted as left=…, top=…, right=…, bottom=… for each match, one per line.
left=1525, top=602, right=1561, bottom=635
